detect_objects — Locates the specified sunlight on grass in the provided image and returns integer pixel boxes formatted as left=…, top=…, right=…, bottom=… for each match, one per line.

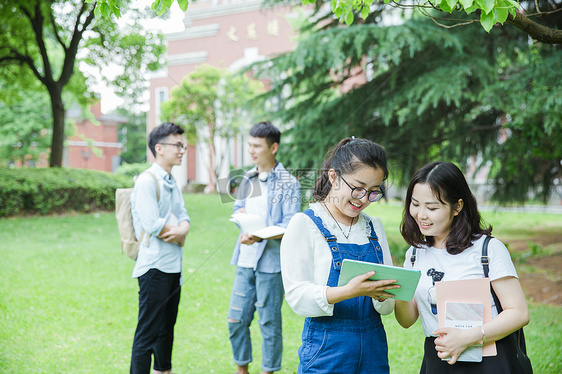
left=0, top=194, right=560, bottom=373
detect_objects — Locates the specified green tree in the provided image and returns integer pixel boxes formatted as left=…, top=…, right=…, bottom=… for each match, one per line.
left=161, top=64, right=264, bottom=192
left=309, top=0, right=562, bottom=43
left=0, top=90, right=51, bottom=166
left=0, top=0, right=164, bottom=167
left=95, top=0, right=562, bottom=44
left=0, top=74, right=87, bottom=166
left=254, top=10, right=561, bottom=203
left=112, top=108, right=147, bottom=165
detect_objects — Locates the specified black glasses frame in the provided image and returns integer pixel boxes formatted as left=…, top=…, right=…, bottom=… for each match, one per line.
left=336, top=172, right=384, bottom=202
left=159, top=142, right=186, bottom=151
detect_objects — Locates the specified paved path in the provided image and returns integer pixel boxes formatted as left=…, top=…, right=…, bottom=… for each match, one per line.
left=479, top=205, right=562, bottom=214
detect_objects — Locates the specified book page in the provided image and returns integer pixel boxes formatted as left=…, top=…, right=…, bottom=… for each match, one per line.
left=444, top=302, right=484, bottom=362
left=252, top=225, right=285, bottom=240
left=229, top=213, right=266, bottom=234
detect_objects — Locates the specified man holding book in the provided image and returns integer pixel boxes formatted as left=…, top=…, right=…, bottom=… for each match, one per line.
left=227, top=121, right=301, bottom=374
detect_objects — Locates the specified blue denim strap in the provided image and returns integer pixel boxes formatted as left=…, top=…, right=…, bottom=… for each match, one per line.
left=366, top=220, right=384, bottom=264
left=302, top=209, right=343, bottom=272
left=366, top=219, right=378, bottom=241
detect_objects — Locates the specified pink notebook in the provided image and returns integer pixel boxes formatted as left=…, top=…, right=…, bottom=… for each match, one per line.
left=435, top=278, right=497, bottom=356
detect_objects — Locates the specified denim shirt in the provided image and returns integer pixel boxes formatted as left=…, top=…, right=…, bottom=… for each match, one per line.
left=230, top=162, right=301, bottom=273
left=131, top=163, right=190, bottom=278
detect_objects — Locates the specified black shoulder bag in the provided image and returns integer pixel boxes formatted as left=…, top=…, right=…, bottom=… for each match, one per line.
left=481, top=236, right=533, bottom=374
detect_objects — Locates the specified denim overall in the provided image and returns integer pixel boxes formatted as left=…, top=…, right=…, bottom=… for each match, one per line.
left=298, top=209, right=390, bottom=374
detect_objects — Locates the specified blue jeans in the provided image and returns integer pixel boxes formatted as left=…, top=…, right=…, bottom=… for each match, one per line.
left=227, top=267, right=284, bottom=372
left=130, top=269, right=181, bottom=374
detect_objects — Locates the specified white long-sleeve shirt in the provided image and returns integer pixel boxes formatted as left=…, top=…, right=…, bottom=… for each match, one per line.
left=280, top=202, right=395, bottom=318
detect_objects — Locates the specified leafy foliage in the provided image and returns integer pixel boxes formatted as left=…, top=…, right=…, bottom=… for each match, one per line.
left=90, top=0, right=191, bottom=15
left=0, top=167, right=132, bottom=217
left=0, top=0, right=165, bottom=167
left=0, top=90, right=52, bottom=166
left=306, top=0, right=562, bottom=43
left=94, top=0, right=562, bottom=44
left=112, top=108, right=148, bottom=164
left=481, top=47, right=562, bottom=203
left=161, top=64, right=264, bottom=189
left=115, top=161, right=152, bottom=178
left=83, top=5, right=166, bottom=108
left=161, top=64, right=265, bottom=143
left=254, top=11, right=561, bottom=202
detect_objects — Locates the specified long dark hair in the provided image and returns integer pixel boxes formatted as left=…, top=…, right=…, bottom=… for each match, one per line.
left=400, top=161, right=491, bottom=254
left=313, top=138, right=388, bottom=201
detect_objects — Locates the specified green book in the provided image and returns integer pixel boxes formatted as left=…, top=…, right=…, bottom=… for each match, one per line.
left=337, top=259, right=421, bottom=301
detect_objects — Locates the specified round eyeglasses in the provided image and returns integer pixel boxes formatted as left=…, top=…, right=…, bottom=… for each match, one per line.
left=337, top=172, right=384, bottom=202
left=159, top=142, right=186, bottom=151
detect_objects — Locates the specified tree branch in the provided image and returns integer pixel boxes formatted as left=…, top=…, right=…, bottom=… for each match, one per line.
left=23, top=2, right=55, bottom=85
left=50, top=11, right=67, bottom=51
left=390, top=1, right=435, bottom=9
left=430, top=16, right=480, bottom=28
left=412, top=0, right=562, bottom=44
left=0, top=50, right=46, bottom=85
left=469, top=123, right=503, bottom=132
left=507, top=11, right=562, bottom=44
left=59, top=1, right=97, bottom=86
left=527, top=8, right=562, bottom=18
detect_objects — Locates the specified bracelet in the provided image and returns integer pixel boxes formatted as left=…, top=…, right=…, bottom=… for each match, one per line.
left=481, top=326, right=486, bottom=345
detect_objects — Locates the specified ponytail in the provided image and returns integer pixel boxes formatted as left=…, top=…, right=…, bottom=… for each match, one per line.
left=313, top=138, right=388, bottom=201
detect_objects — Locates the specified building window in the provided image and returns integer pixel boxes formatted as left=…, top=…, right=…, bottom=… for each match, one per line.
left=155, top=87, right=169, bottom=124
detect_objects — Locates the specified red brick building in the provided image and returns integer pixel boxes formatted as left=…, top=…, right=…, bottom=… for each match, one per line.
left=148, top=0, right=297, bottom=187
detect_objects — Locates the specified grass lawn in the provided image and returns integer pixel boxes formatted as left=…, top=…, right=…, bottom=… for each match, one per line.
left=0, top=194, right=560, bottom=373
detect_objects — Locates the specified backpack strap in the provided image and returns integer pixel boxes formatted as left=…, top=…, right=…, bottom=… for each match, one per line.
left=140, top=171, right=161, bottom=247
left=481, top=235, right=493, bottom=278
left=144, top=171, right=160, bottom=201
left=481, top=235, right=503, bottom=312
left=482, top=235, right=530, bottom=360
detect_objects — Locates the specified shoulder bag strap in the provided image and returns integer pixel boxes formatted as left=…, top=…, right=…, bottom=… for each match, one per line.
left=139, top=171, right=161, bottom=246
left=410, top=247, right=417, bottom=268
left=481, top=235, right=502, bottom=312
left=481, top=235, right=493, bottom=278
left=144, top=171, right=160, bottom=201
left=482, top=235, right=531, bottom=362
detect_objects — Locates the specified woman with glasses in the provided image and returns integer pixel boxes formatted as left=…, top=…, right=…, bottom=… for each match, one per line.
left=280, top=137, right=398, bottom=373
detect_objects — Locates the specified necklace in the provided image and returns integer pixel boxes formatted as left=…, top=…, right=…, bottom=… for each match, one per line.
left=322, top=202, right=355, bottom=240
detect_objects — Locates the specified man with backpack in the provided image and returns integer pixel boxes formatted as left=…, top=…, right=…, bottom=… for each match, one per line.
left=130, top=122, right=190, bottom=374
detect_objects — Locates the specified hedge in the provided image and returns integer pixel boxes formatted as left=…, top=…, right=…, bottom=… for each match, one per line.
left=0, top=167, right=134, bottom=217
left=114, top=162, right=151, bottom=178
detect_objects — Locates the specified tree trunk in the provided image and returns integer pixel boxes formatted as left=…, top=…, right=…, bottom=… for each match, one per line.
left=48, top=84, right=65, bottom=167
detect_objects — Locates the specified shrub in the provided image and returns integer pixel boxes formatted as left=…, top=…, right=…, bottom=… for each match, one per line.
left=115, top=162, right=151, bottom=178
left=0, top=168, right=133, bottom=217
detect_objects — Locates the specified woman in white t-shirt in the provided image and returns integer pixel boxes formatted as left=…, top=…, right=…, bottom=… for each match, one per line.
left=281, top=138, right=398, bottom=374
left=395, top=161, right=530, bottom=373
